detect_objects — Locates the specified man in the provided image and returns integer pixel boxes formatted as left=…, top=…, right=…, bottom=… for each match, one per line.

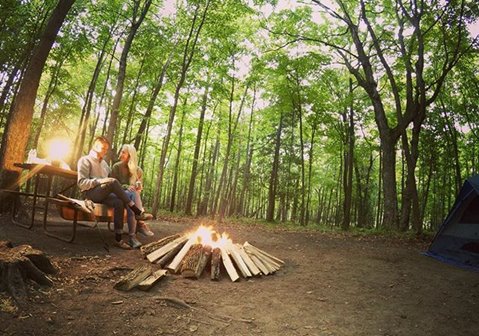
left=77, top=136, right=152, bottom=249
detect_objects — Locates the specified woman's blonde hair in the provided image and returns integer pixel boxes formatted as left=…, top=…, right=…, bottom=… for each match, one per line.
left=121, top=144, right=139, bottom=185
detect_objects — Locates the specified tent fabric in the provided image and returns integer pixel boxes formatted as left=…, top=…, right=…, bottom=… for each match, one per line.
left=425, top=175, right=479, bottom=272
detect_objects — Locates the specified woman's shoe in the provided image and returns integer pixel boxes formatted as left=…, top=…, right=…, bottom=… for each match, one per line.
left=137, top=221, right=154, bottom=237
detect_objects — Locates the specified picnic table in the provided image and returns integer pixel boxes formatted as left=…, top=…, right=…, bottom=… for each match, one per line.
left=8, top=162, right=78, bottom=229
left=2, top=163, right=118, bottom=243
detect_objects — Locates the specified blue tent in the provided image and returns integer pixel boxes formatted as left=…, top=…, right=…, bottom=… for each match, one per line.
left=425, top=175, right=479, bottom=271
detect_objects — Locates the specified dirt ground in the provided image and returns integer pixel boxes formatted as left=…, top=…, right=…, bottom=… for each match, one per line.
left=0, top=213, right=478, bottom=336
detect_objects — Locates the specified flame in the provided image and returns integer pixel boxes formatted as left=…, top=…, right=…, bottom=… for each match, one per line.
left=187, top=225, right=232, bottom=249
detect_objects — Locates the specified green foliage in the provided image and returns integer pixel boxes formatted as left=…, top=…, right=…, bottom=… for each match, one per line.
left=1, top=0, right=478, bottom=233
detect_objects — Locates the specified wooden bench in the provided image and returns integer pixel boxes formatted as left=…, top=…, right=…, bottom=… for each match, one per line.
left=48, top=195, right=126, bottom=243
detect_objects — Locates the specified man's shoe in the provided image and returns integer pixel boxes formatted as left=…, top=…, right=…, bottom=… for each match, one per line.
left=135, top=211, right=153, bottom=221
left=113, top=239, right=131, bottom=250
left=128, top=236, right=142, bottom=249
left=137, top=221, right=154, bottom=237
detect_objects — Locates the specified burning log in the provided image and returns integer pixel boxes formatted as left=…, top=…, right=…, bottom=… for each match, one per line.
left=157, top=240, right=187, bottom=268
left=144, top=226, right=284, bottom=282
left=210, top=247, right=221, bottom=281
left=146, top=236, right=188, bottom=263
left=167, top=234, right=198, bottom=273
left=114, top=264, right=152, bottom=291
left=181, top=244, right=212, bottom=279
left=141, top=234, right=182, bottom=256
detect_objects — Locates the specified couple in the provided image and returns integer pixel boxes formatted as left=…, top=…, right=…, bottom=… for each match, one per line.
left=77, top=136, right=154, bottom=249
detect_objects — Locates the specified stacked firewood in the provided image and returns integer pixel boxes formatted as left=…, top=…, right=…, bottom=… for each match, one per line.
left=140, top=228, right=284, bottom=282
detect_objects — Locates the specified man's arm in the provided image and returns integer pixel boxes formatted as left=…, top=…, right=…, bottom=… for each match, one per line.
left=77, top=156, right=100, bottom=192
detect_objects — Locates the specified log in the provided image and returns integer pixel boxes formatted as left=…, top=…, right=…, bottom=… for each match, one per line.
left=140, top=234, right=182, bottom=256
left=0, top=242, right=57, bottom=301
left=0, top=240, right=13, bottom=251
left=210, top=247, right=221, bottom=281
left=246, top=248, right=278, bottom=273
left=220, top=247, right=239, bottom=282
left=243, top=242, right=284, bottom=264
left=114, top=264, right=152, bottom=291
left=146, top=236, right=188, bottom=263
left=247, top=252, right=270, bottom=275
left=235, top=244, right=261, bottom=276
left=243, top=244, right=281, bottom=271
left=181, top=244, right=212, bottom=279
left=167, top=234, right=198, bottom=273
left=156, top=240, right=187, bottom=268
left=137, top=269, right=167, bottom=291
left=227, top=243, right=251, bottom=278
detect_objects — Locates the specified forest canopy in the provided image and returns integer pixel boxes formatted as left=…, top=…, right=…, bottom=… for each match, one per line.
left=0, top=0, right=478, bottom=233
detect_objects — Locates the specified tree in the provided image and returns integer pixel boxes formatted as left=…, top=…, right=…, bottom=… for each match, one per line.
left=0, top=0, right=75, bottom=195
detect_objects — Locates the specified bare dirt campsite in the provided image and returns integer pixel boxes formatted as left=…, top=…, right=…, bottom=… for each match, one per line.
left=1, top=215, right=477, bottom=336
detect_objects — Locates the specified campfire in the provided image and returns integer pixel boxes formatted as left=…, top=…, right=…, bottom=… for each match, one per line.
left=140, top=225, right=284, bottom=282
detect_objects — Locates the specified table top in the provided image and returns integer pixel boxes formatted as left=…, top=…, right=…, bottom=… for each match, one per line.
left=15, top=163, right=78, bottom=179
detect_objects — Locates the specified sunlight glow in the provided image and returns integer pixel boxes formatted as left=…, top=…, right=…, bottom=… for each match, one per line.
left=46, top=137, right=71, bottom=161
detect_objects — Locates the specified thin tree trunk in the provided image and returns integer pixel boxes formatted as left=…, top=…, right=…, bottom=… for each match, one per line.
left=185, top=83, right=210, bottom=215
left=266, top=113, right=283, bottom=222
left=342, top=78, right=355, bottom=230
left=152, top=0, right=210, bottom=217
left=121, top=56, right=146, bottom=147
left=170, top=98, right=187, bottom=212
left=106, top=0, right=153, bottom=153
left=133, top=46, right=176, bottom=149
left=237, top=87, right=256, bottom=216
left=72, top=32, right=112, bottom=163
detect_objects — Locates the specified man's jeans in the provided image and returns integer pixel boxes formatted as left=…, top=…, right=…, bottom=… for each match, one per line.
left=84, top=178, right=135, bottom=234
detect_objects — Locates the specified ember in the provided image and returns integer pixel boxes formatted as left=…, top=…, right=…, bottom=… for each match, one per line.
left=140, top=226, right=284, bottom=282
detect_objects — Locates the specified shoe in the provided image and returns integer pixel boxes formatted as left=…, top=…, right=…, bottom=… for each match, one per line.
left=113, top=240, right=131, bottom=250
left=135, top=211, right=153, bottom=221
left=128, top=236, right=142, bottom=249
left=137, top=221, right=154, bottom=237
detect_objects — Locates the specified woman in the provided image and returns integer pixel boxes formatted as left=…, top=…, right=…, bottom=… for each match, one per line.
left=111, top=144, right=154, bottom=248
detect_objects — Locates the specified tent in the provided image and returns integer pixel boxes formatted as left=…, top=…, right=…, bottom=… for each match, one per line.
left=425, top=175, right=479, bottom=272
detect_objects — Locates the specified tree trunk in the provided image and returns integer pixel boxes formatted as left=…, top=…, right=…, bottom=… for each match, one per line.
left=72, top=33, right=111, bottom=163
left=185, top=83, right=210, bottom=215
left=152, top=0, right=210, bottom=217
left=237, top=87, right=256, bottom=217
left=170, top=98, right=187, bottom=212
left=217, top=80, right=248, bottom=220
left=0, top=241, right=57, bottom=302
left=121, top=56, right=146, bottom=147
left=342, top=78, right=355, bottom=230
left=106, top=0, right=152, bottom=154
left=266, top=113, right=283, bottom=222
left=133, top=46, right=175, bottom=149
left=0, top=0, right=75, bottom=199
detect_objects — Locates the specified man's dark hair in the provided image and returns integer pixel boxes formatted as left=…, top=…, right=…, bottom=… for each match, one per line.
left=94, top=136, right=110, bottom=147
